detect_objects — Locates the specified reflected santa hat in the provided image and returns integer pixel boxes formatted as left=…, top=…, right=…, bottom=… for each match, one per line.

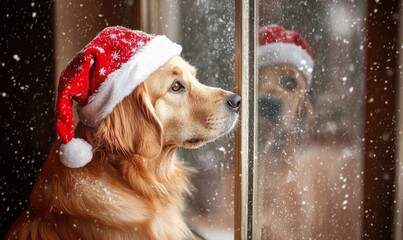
left=259, top=24, right=314, bottom=86
left=56, top=26, right=182, bottom=168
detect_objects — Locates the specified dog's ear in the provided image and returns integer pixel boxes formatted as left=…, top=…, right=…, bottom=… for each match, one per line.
left=97, top=84, right=163, bottom=159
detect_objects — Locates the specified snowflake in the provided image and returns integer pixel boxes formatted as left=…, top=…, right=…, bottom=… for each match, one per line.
left=111, top=51, right=120, bottom=60
left=99, top=67, right=106, bottom=76
left=13, top=54, right=20, bottom=61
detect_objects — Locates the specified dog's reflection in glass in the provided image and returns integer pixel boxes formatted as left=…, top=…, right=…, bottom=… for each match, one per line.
left=257, top=25, right=315, bottom=239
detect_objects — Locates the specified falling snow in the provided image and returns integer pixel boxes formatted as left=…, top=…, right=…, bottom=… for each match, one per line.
left=13, top=54, right=20, bottom=61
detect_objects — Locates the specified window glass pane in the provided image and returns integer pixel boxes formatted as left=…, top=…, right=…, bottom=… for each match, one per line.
left=256, top=1, right=366, bottom=239
left=180, top=1, right=236, bottom=238
left=144, top=1, right=236, bottom=239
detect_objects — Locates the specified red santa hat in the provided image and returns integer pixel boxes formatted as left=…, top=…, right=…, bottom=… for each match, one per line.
left=259, top=24, right=314, bottom=86
left=56, top=26, right=182, bottom=168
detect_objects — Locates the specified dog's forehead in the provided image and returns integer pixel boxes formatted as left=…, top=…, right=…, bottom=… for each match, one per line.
left=144, top=56, right=198, bottom=96
left=261, top=63, right=294, bottom=74
left=163, top=56, right=196, bottom=76
left=260, top=64, right=305, bottom=80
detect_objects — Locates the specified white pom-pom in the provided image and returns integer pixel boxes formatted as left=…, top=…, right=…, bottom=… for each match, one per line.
left=60, top=138, right=93, bottom=168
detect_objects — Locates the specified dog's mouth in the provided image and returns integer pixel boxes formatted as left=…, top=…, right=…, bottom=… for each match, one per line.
left=186, top=138, right=204, bottom=144
left=183, top=137, right=209, bottom=148
left=184, top=114, right=239, bottom=148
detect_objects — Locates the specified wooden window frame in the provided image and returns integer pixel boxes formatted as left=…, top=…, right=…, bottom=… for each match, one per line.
left=234, top=0, right=258, bottom=239
left=363, top=1, right=400, bottom=239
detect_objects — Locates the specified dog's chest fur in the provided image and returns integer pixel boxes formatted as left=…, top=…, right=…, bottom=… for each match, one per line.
left=24, top=146, right=193, bottom=240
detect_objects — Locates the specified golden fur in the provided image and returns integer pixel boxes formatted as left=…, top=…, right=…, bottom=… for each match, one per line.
left=6, top=56, right=239, bottom=240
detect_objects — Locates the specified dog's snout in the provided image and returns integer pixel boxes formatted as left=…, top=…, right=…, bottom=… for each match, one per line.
left=259, top=95, right=281, bottom=122
left=227, top=94, right=241, bottom=112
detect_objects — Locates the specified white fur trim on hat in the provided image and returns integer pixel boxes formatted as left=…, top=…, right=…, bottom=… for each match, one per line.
left=259, top=42, right=314, bottom=86
left=60, top=138, right=93, bottom=168
left=77, top=35, right=182, bottom=127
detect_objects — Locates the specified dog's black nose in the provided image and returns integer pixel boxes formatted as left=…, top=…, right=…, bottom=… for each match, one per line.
left=227, top=94, right=241, bottom=112
left=259, top=95, right=281, bottom=123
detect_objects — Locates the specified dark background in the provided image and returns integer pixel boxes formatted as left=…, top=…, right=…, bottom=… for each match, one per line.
left=0, top=0, right=140, bottom=238
left=1, top=1, right=55, bottom=237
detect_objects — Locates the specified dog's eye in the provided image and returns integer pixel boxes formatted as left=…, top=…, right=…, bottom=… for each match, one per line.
left=281, top=77, right=298, bottom=91
left=171, top=81, right=185, bottom=92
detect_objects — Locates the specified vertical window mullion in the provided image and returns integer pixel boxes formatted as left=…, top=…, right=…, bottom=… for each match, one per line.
left=234, top=0, right=258, bottom=239
left=363, top=0, right=399, bottom=239
left=396, top=4, right=403, bottom=237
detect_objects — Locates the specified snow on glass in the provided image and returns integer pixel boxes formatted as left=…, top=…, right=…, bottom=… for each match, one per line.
left=255, top=0, right=366, bottom=239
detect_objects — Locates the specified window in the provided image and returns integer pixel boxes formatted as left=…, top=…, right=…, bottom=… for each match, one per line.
left=143, top=1, right=400, bottom=239
left=2, top=0, right=401, bottom=239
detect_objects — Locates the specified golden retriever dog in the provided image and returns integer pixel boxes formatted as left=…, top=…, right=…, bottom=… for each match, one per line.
left=257, top=63, right=362, bottom=239
left=6, top=55, right=240, bottom=240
